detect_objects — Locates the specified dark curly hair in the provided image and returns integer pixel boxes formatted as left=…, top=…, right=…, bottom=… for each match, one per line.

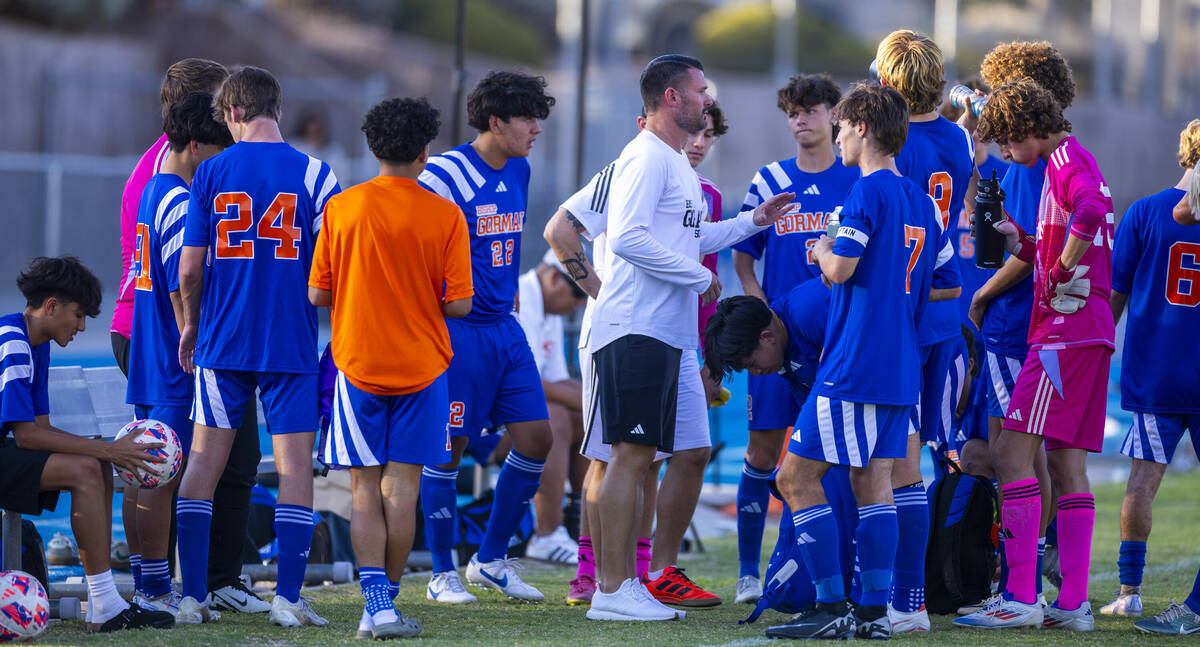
left=17, top=256, right=102, bottom=317
left=777, top=73, right=842, bottom=113
left=976, top=78, right=1071, bottom=144
left=835, top=83, right=909, bottom=156
left=702, top=296, right=774, bottom=383
left=164, top=92, right=233, bottom=153
left=707, top=100, right=728, bottom=137
left=362, top=97, right=441, bottom=163
left=466, top=70, right=555, bottom=132
left=980, top=41, right=1075, bottom=109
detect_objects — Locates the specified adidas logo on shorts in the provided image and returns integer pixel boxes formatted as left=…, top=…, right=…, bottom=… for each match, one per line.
left=629, top=424, right=646, bottom=436
left=740, top=502, right=763, bottom=514
left=430, top=507, right=453, bottom=520
left=1008, top=409, right=1023, bottom=421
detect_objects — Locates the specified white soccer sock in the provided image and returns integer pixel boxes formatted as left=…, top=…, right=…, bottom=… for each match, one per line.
left=86, top=570, right=129, bottom=624
left=371, top=607, right=399, bottom=626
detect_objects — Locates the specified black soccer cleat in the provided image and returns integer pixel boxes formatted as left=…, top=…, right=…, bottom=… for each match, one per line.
left=765, top=601, right=853, bottom=640
left=853, top=604, right=892, bottom=640
left=94, top=604, right=175, bottom=633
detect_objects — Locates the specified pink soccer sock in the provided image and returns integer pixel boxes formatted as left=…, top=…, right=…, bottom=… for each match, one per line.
left=1000, top=478, right=1042, bottom=605
left=1055, top=493, right=1095, bottom=610
left=636, top=538, right=652, bottom=579
left=576, top=536, right=595, bottom=580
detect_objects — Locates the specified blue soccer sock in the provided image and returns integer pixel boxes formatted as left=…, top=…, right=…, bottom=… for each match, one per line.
left=360, top=567, right=397, bottom=625
left=997, top=534, right=1009, bottom=593
left=1037, top=536, right=1046, bottom=595
left=1118, top=540, right=1147, bottom=588
left=890, top=484, right=928, bottom=612
left=128, top=554, right=142, bottom=593
left=274, top=504, right=315, bottom=604
left=478, top=450, right=545, bottom=564
left=737, top=461, right=773, bottom=578
left=420, top=467, right=459, bottom=574
left=176, top=498, right=213, bottom=602
left=389, top=580, right=400, bottom=599
left=141, top=558, right=171, bottom=598
left=858, top=503, right=898, bottom=608
left=792, top=504, right=845, bottom=604
left=1186, top=568, right=1200, bottom=616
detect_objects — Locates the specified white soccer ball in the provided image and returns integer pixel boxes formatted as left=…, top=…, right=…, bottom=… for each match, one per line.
left=113, top=419, right=182, bottom=489
left=0, top=571, right=49, bottom=642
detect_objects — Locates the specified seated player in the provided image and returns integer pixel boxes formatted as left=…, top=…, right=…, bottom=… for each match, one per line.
left=875, top=29, right=974, bottom=634
left=175, top=66, right=340, bottom=626
left=0, top=256, right=174, bottom=633
left=1101, top=119, right=1200, bottom=618
left=125, top=91, right=233, bottom=614
left=417, top=70, right=556, bottom=604
left=957, top=77, right=1115, bottom=632
left=310, top=97, right=473, bottom=639
left=515, top=251, right=588, bottom=565
left=729, top=74, right=859, bottom=605
left=765, top=83, right=957, bottom=641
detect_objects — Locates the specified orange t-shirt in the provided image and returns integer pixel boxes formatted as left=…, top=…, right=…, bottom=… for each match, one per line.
left=309, top=176, right=473, bottom=395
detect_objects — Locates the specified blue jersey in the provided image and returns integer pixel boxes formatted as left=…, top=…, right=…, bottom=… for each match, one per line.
left=0, top=313, right=49, bottom=439
left=981, top=159, right=1045, bottom=357
left=896, top=117, right=975, bottom=345
left=815, top=171, right=941, bottom=405
left=418, top=143, right=530, bottom=324
left=1113, top=187, right=1200, bottom=413
left=128, top=174, right=191, bottom=406
left=770, top=277, right=831, bottom=404
left=182, top=142, right=339, bottom=373
left=733, top=158, right=860, bottom=302
left=955, top=153, right=1011, bottom=323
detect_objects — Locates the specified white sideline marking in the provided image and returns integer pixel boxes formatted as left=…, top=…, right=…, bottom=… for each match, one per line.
left=1091, top=557, right=1200, bottom=582
left=698, top=639, right=771, bottom=647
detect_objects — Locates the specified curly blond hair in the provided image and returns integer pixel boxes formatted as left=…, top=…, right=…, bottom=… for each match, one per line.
left=980, top=41, right=1075, bottom=109
left=976, top=78, right=1071, bottom=143
left=876, top=29, right=945, bottom=115
left=1178, top=119, right=1200, bottom=168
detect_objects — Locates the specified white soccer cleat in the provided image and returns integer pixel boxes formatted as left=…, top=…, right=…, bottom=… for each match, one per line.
left=269, top=595, right=329, bottom=627
left=734, top=575, right=763, bottom=605
left=1100, top=590, right=1143, bottom=616
left=208, top=578, right=271, bottom=613
left=888, top=603, right=931, bottom=633
left=957, top=593, right=1000, bottom=616
left=1043, top=600, right=1095, bottom=631
left=525, top=526, right=579, bottom=565
left=952, top=594, right=1043, bottom=629
left=586, top=578, right=682, bottom=621
left=139, top=591, right=181, bottom=618
left=426, top=571, right=478, bottom=604
left=175, top=595, right=220, bottom=624
left=465, top=554, right=545, bottom=602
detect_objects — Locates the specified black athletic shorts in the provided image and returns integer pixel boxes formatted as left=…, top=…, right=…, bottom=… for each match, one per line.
left=0, top=437, right=59, bottom=515
left=111, top=332, right=130, bottom=377
left=593, top=334, right=681, bottom=452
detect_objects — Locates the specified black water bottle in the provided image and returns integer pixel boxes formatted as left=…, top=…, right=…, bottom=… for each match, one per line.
left=974, top=169, right=1007, bottom=269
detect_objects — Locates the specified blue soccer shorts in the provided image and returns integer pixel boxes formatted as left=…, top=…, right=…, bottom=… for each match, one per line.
left=134, top=404, right=194, bottom=455
left=322, top=370, right=452, bottom=467
left=789, top=393, right=910, bottom=468
left=918, top=336, right=968, bottom=445
left=747, top=373, right=803, bottom=431
left=1120, top=412, right=1200, bottom=464
left=983, top=349, right=1025, bottom=419
left=445, top=316, right=549, bottom=439
left=192, top=367, right=316, bottom=434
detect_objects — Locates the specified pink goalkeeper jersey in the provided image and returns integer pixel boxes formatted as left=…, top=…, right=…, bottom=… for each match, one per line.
left=111, top=134, right=169, bottom=338
left=698, top=174, right=723, bottom=341
left=1029, top=136, right=1116, bottom=350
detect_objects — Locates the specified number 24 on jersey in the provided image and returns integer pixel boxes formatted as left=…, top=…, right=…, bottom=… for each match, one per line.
left=214, top=191, right=302, bottom=260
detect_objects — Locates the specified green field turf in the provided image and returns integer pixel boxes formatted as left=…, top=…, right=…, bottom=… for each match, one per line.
left=34, top=470, right=1200, bottom=646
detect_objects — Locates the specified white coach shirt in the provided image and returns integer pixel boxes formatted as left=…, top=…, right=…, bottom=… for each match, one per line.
left=515, top=268, right=570, bottom=383
left=589, top=129, right=767, bottom=353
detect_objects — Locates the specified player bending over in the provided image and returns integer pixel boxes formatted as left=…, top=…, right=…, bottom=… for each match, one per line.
left=956, top=77, right=1115, bottom=632
left=310, top=97, right=473, bottom=639
left=0, top=256, right=174, bottom=633
left=125, top=92, right=232, bottom=615
left=175, top=66, right=340, bottom=626
left=764, top=83, right=956, bottom=641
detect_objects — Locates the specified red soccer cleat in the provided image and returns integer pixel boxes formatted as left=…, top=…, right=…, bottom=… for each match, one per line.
left=643, top=567, right=722, bottom=607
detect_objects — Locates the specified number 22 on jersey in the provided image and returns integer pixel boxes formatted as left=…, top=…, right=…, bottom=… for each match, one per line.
left=214, top=191, right=301, bottom=260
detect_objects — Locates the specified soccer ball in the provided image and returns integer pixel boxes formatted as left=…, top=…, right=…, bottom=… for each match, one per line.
left=113, top=419, right=182, bottom=489
left=0, top=571, right=49, bottom=642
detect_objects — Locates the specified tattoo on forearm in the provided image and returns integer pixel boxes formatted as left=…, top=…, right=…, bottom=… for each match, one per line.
left=563, top=256, right=590, bottom=282
left=565, top=210, right=587, bottom=233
